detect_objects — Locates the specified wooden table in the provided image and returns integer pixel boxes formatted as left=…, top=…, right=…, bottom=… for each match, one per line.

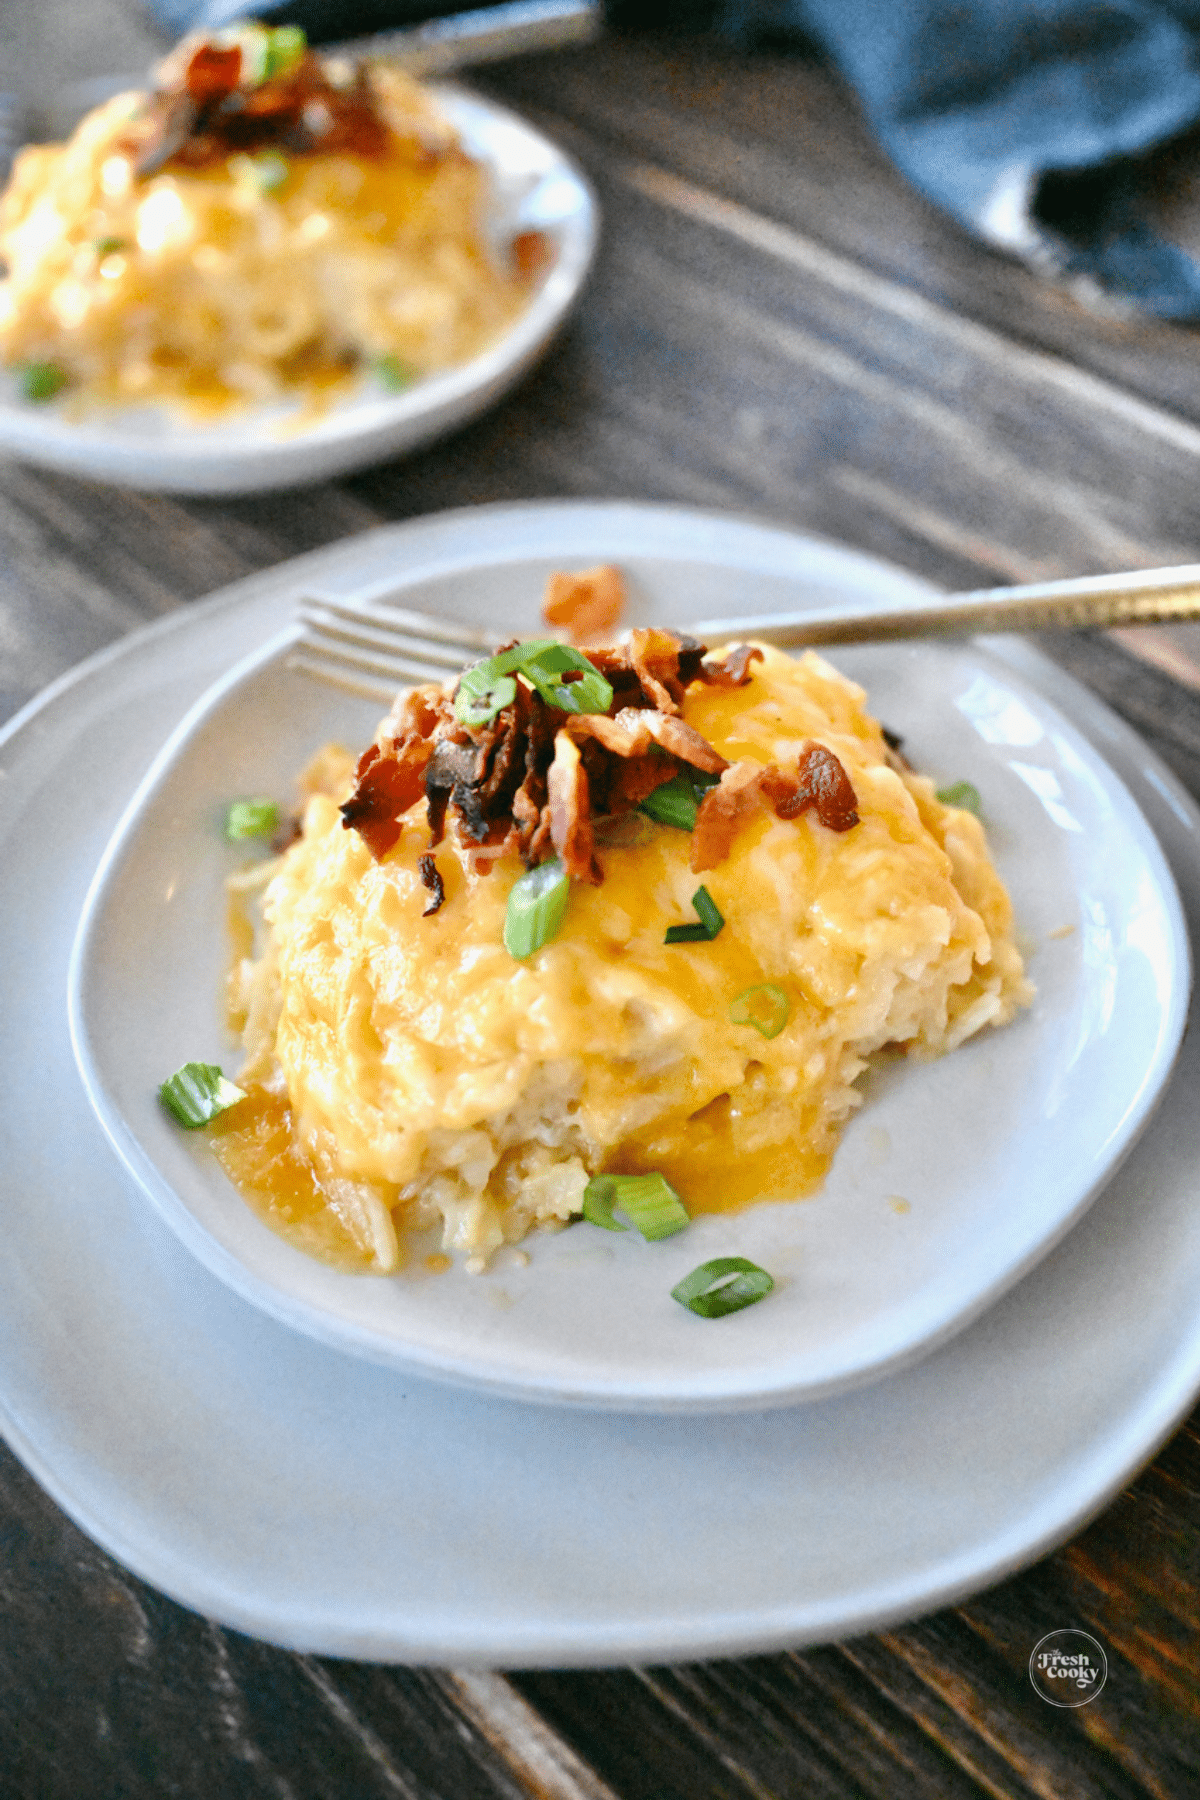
left=4, top=13, right=1200, bottom=1797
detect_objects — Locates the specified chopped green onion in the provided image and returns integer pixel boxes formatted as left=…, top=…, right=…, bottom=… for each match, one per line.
left=504, top=857, right=570, bottom=959
left=227, top=22, right=269, bottom=83
left=583, top=1172, right=690, bottom=1240
left=639, top=769, right=720, bottom=831
left=229, top=151, right=289, bottom=193
left=692, top=886, right=723, bottom=935
left=936, top=780, right=982, bottom=815
left=19, top=362, right=67, bottom=403
left=729, top=983, right=789, bottom=1039
left=377, top=354, right=417, bottom=392
left=457, top=665, right=518, bottom=728
left=264, top=24, right=307, bottom=78
left=665, top=885, right=724, bottom=944
left=455, top=640, right=613, bottom=728
left=224, top=798, right=279, bottom=841
left=159, top=1062, right=246, bottom=1129
left=94, top=236, right=127, bottom=257
left=671, top=1257, right=775, bottom=1317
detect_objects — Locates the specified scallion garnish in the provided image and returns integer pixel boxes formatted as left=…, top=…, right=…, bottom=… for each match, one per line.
left=377, top=354, right=417, bottom=392
left=504, top=857, right=570, bottom=959
left=94, top=236, right=127, bottom=257
left=225, top=798, right=279, bottom=841
left=229, top=151, right=289, bottom=193
left=729, top=983, right=789, bottom=1039
left=19, top=362, right=67, bottom=403
left=936, top=780, right=982, bottom=815
left=264, top=24, right=307, bottom=78
left=583, top=1172, right=690, bottom=1240
left=639, top=770, right=720, bottom=831
left=455, top=640, right=613, bottom=728
left=159, top=1062, right=246, bottom=1129
left=671, top=1257, right=775, bottom=1317
left=664, top=885, right=724, bottom=944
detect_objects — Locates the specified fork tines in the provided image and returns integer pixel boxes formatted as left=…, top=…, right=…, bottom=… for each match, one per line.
left=290, top=596, right=502, bottom=703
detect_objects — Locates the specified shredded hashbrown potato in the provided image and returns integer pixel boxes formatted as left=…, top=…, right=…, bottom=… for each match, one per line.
left=0, top=63, right=533, bottom=415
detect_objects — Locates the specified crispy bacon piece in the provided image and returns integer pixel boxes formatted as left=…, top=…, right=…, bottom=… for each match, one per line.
left=541, top=566, right=626, bottom=646
left=184, top=43, right=242, bottom=104
left=547, top=734, right=601, bottom=884
left=512, top=230, right=554, bottom=281
left=700, top=644, right=764, bottom=687
left=566, top=707, right=727, bottom=774
left=691, top=762, right=770, bottom=873
left=130, top=46, right=395, bottom=175
left=627, top=628, right=691, bottom=714
left=417, top=854, right=445, bottom=915
left=690, top=745, right=859, bottom=871
left=339, top=734, right=434, bottom=860
left=776, top=742, right=860, bottom=831
left=609, top=754, right=680, bottom=810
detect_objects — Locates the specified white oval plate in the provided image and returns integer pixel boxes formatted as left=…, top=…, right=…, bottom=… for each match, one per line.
left=67, top=505, right=1191, bottom=1411
left=0, top=88, right=596, bottom=494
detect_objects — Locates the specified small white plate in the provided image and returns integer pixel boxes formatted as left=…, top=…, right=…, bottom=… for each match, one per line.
left=68, top=511, right=1190, bottom=1411
left=0, top=88, right=596, bottom=494
left=7, top=502, right=1200, bottom=1662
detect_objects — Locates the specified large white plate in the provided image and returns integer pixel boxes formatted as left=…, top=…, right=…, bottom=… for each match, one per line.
left=68, top=512, right=1188, bottom=1411
left=6, top=501, right=1200, bottom=1663
left=0, top=89, right=596, bottom=494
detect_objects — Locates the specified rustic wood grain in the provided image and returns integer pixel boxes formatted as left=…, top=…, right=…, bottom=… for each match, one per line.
left=3, top=18, right=1200, bottom=1800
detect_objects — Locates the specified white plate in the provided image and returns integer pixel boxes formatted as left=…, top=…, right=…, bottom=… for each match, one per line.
left=0, top=89, right=596, bottom=494
left=68, top=510, right=1189, bottom=1412
left=9, top=501, right=1200, bottom=1665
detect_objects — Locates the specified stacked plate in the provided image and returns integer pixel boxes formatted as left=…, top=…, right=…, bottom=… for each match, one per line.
left=5, top=501, right=1200, bottom=1664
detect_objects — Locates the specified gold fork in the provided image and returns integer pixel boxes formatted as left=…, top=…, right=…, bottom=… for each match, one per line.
left=289, top=562, right=1200, bottom=703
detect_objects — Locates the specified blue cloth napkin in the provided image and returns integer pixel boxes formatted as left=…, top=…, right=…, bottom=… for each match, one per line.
left=142, top=0, right=1200, bottom=316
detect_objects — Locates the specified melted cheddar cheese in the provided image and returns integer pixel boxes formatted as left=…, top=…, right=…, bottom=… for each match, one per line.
left=225, top=646, right=1031, bottom=1271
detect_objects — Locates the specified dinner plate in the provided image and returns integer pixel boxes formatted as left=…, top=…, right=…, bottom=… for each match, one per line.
left=0, top=88, right=596, bottom=494
left=8, top=500, right=1200, bottom=1665
left=69, top=510, right=1189, bottom=1413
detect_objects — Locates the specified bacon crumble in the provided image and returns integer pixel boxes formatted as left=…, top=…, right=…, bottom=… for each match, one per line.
left=339, top=627, right=861, bottom=888
left=127, top=39, right=428, bottom=176
left=541, top=565, right=625, bottom=645
left=417, top=854, right=445, bottom=916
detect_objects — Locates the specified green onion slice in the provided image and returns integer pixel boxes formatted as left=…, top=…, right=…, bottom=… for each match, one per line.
left=94, top=236, right=127, bottom=257
left=504, top=857, right=570, bottom=959
left=671, top=1257, right=775, bottom=1317
left=19, top=362, right=67, bottom=403
left=583, top=1172, right=690, bottom=1240
left=936, top=780, right=982, bottom=815
left=455, top=640, right=613, bottom=728
left=230, top=151, right=289, bottom=192
left=664, top=884, right=724, bottom=944
left=264, top=24, right=307, bottom=78
left=159, top=1062, right=246, bottom=1129
left=376, top=354, right=417, bottom=392
left=729, top=983, right=789, bottom=1039
left=639, top=769, right=720, bottom=831
left=225, top=798, right=279, bottom=841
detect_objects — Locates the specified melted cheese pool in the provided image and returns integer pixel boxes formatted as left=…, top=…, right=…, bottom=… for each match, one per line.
left=225, top=646, right=1031, bottom=1271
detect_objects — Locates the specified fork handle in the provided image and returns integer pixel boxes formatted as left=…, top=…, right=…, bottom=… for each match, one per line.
left=688, top=562, right=1200, bottom=649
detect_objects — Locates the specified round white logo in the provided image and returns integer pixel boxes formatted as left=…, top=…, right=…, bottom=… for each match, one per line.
left=1028, top=1630, right=1108, bottom=1707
